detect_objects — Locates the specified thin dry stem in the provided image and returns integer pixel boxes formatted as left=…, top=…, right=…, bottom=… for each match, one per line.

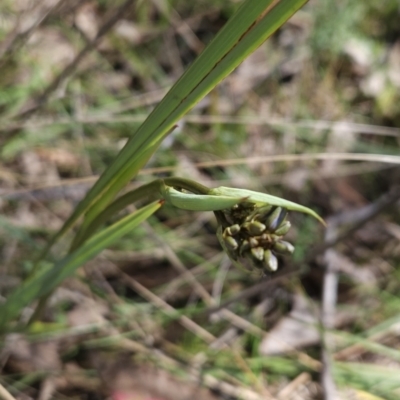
left=5, top=114, right=400, bottom=137
left=277, top=372, right=312, bottom=400
left=320, top=225, right=340, bottom=400
left=138, top=218, right=269, bottom=337
left=0, top=0, right=65, bottom=62
left=1, top=161, right=392, bottom=202
left=120, top=272, right=216, bottom=344
left=0, top=383, right=17, bottom=400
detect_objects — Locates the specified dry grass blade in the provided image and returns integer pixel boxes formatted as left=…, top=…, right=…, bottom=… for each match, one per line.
left=120, top=272, right=216, bottom=343
left=7, top=115, right=400, bottom=138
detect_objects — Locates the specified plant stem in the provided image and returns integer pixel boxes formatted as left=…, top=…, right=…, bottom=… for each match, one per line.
left=70, top=177, right=211, bottom=251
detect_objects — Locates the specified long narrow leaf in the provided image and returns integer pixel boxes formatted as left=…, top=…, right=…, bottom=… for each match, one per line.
left=85, top=0, right=308, bottom=223
left=48, top=0, right=307, bottom=244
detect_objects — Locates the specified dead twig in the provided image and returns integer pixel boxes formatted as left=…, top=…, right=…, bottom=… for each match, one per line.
left=307, top=184, right=400, bottom=261
left=318, top=186, right=400, bottom=400
left=320, top=226, right=339, bottom=400
left=203, top=374, right=268, bottom=400
left=1, top=160, right=393, bottom=202
left=0, top=0, right=65, bottom=65
left=4, top=114, right=400, bottom=137
left=277, top=372, right=312, bottom=400
left=0, top=382, right=17, bottom=400
left=203, top=267, right=299, bottom=316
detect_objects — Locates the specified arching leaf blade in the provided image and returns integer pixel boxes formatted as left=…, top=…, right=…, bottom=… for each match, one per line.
left=210, top=186, right=325, bottom=225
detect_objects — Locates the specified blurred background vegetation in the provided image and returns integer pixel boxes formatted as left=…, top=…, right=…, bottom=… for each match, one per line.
left=0, top=0, right=400, bottom=399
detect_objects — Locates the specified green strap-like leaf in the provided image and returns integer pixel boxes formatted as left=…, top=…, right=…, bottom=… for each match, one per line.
left=86, top=0, right=308, bottom=223
left=43, top=0, right=308, bottom=253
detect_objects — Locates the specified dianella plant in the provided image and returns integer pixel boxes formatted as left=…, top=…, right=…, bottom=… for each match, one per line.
left=0, top=0, right=322, bottom=331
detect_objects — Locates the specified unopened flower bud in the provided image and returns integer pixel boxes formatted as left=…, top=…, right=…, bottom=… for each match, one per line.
left=251, top=247, right=264, bottom=261
left=273, top=240, right=295, bottom=255
left=263, top=249, right=278, bottom=272
left=249, top=237, right=259, bottom=248
left=246, top=204, right=273, bottom=222
left=274, top=220, right=291, bottom=236
left=264, top=207, right=283, bottom=231
left=225, top=224, right=241, bottom=236
left=240, top=240, right=250, bottom=255
left=243, top=221, right=266, bottom=236
left=223, top=236, right=239, bottom=251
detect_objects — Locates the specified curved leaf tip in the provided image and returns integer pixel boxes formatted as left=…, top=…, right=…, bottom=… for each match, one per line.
left=210, top=186, right=326, bottom=225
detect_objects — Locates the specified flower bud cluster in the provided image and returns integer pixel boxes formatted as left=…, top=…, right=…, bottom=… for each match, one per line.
left=219, top=203, right=294, bottom=274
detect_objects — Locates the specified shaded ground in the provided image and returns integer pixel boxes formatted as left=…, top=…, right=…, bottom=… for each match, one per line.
left=0, top=0, right=400, bottom=399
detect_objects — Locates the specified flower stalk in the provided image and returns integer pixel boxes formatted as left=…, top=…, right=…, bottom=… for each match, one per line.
left=71, top=177, right=324, bottom=275
left=160, top=179, right=325, bottom=275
